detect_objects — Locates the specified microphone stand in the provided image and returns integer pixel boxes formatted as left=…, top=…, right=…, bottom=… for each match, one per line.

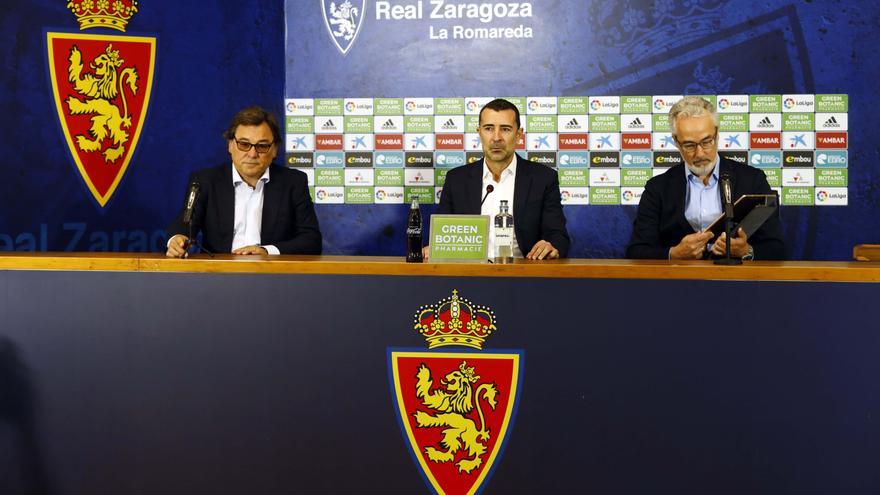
left=184, top=220, right=214, bottom=257
left=714, top=208, right=741, bottom=265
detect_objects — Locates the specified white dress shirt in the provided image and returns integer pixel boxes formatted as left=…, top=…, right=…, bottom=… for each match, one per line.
left=481, top=154, right=523, bottom=258
left=231, top=164, right=279, bottom=255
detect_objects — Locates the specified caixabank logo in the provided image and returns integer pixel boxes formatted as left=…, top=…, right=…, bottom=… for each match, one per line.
left=47, top=0, right=155, bottom=207
left=389, top=290, right=522, bottom=495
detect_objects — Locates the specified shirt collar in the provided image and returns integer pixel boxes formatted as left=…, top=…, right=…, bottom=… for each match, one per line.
left=482, top=153, right=518, bottom=182
left=231, top=162, right=271, bottom=187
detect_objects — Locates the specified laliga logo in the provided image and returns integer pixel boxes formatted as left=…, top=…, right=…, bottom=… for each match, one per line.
left=718, top=98, right=730, bottom=110
left=653, top=98, right=665, bottom=110
left=322, top=1, right=366, bottom=55
left=528, top=100, right=539, bottom=111
left=816, top=190, right=828, bottom=202
left=405, top=100, right=417, bottom=112
left=466, top=100, right=479, bottom=112
left=590, top=99, right=601, bottom=111
left=561, top=190, right=571, bottom=201
left=316, top=189, right=328, bottom=200
left=622, top=190, right=634, bottom=201
left=287, top=101, right=297, bottom=113
left=345, top=101, right=356, bottom=112
left=375, top=189, right=386, bottom=201
left=784, top=98, right=796, bottom=109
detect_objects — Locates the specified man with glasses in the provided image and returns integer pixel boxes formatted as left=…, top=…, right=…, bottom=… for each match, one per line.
left=626, top=96, right=784, bottom=260
left=166, top=106, right=321, bottom=257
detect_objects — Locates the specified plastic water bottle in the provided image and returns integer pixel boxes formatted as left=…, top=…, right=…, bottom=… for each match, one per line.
left=494, top=200, right=514, bottom=263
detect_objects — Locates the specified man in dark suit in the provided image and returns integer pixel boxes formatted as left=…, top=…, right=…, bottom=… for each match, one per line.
left=166, top=106, right=321, bottom=257
left=429, top=98, right=569, bottom=259
left=626, top=96, right=784, bottom=260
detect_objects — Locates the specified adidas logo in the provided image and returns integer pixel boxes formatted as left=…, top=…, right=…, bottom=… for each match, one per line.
left=756, top=116, right=775, bottom=128
left=564, top=118, right=580, bottom=129
left=628, top=117, right=644, bottom=128
left=382, top=118, right=396, bottom=129
left=824, top=116, right=841, bottom=128
left=322, top=119, right=337, bottom=129
left=441, top=118, right=456, bottom=127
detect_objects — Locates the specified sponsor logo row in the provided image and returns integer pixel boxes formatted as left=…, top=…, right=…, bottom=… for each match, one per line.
left=286, top=132, right=848, bottom=152
left=286, top=94, right=848, bottom=116
left=286, top=150, right=849, bottom=169
left=305, top=185, right=847, bottom=206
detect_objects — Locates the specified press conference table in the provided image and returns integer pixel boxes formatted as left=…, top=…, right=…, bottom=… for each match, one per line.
left=1, top=254, right=878, bottom=494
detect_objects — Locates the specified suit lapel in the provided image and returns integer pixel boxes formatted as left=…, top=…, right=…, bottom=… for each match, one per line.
left=670, top=164, right=692, bottom=232
left=216, top=165, right=236, bottom=241
left=513, top=154, right=530, bottom=223
left=465, top=161, right=483, bottom=214
left=260, top=165, right=282, bottom=237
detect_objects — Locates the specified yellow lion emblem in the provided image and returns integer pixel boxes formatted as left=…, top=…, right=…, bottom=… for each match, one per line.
left=66, top=44, right=139, bottom=163
left=413, top=361, right=498, bottom=474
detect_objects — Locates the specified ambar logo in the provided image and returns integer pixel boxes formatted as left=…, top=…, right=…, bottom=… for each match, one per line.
left=783, top=151, right=814, bottom=167
left=375, top=134, right=404, bottom=150
left=816, top=132, right=848, bottom=148
left=345, top=152, right=373, bottom=167
left=591, top=151, right=619, bottom=167
left=622, top=133, right=651, bottom=149
left=316, top=134, right=344, bottom=150
left=750, top=132, right=781, bottom=149
left=559, top=133, right=589, bottom=150
left=405, top=152, right=434, bottom=167
left=436, top=134, right=465, bottom=150
left=653, top=152, right=682, bottom=167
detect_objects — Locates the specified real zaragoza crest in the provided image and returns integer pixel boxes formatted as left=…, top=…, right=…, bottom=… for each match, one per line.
left=321, top=0, right=365, bottom=55
left=389, top=290, right=523, bottom=495
left=47, top=0, right=155, bottom=207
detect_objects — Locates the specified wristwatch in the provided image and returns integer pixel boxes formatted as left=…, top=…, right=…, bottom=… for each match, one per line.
left=742, top=245, right=755, bottom=261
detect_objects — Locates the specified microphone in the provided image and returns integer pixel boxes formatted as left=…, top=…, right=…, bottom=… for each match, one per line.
left=720, top=172, right=733, bottom=219
left=182, top=181, right=200, bottom=225
left=480, top=184, right=494, bottom=207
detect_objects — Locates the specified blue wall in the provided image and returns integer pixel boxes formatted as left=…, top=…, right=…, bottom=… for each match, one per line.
left=1, top=1, right=878, bottom=259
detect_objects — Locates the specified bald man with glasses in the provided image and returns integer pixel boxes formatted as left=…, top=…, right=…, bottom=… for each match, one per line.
left=626, top=96, right=784, bottom=260
left=166, top=106, right=321, bottom=257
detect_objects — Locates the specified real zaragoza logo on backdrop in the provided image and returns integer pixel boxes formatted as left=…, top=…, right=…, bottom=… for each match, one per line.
left=46, top=0, right=155, bottom=207
left=389, top=290, right=523, bottom=495
left=322, top=0, right=366, bottom=55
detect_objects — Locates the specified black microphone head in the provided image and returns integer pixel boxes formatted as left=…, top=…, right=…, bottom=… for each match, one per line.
left=486, top=184, right=494, bottom=193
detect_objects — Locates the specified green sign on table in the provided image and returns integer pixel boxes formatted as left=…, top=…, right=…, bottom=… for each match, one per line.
left=429, top=215, right=490, bottom=262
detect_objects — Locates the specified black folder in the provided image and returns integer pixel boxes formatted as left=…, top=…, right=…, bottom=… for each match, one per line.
left=704, top=194, right=778, bottom=238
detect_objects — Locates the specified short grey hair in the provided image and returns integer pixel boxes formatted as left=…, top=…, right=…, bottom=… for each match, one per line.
left=668, top=96, right=718, bottom=135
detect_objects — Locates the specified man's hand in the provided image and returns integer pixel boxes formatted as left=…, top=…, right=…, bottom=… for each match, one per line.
left=166, top=234, right=190, bottom=258
left=526, top=240, right=560, bottom=260
left=422, top=245, right=430, bottom=261
left=711, top=228, right=750, bottom=258
left=669, top=231, right=715, bottom=260
left=232, top=245, right=269, bottom=255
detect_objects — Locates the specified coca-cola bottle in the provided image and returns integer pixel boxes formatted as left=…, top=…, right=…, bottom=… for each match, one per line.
left=406, top=196, right=423, bottom=262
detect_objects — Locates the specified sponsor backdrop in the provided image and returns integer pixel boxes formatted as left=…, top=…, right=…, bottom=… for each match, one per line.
left=0, top=1, right=878, bottom=259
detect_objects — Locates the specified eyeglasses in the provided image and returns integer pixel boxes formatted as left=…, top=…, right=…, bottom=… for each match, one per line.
left=676, top=135, right=717, bottom=153
left=233, top=138, right=274, bottom=154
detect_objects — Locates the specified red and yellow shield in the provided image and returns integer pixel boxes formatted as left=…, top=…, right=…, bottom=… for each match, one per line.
left=47, top=31, right=155, bottom=207
left=390, top=290, right=523, bottom=495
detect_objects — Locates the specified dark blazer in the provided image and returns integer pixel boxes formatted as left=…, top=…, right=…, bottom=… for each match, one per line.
left=167, top=164, right=322, bottom=254
left=436, top=154, right=570, bottom=257
left=626, top=157, right=785, bottom=260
